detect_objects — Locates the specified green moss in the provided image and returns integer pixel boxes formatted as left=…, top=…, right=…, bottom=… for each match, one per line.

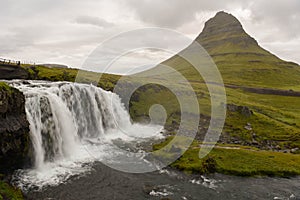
left=0, top=181, right=23, bottom=200
left=0, top=82, right=13, bottom=94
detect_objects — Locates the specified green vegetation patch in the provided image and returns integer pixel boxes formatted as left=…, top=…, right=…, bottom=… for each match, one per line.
left=153, top=137, right=300, bottom=177
left=0, top=181, right=23, bottom=200
left=21, top=65, right=121, bottom=91
left=0, top=82, right=13, bottom=94
left=212, top=147, right=300, bottom=177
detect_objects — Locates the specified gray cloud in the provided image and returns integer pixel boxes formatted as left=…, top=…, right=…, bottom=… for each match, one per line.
left=75, top=16, right=114, bottom=28
left=248, top=0, right=300, bottom=40
left=126, top=0, right=248, bottom=28
left=125, top=0, right=300, bottom=63
left=126, top=0, right=300, bottom=40
left=0, top=0, right=299, bottom=73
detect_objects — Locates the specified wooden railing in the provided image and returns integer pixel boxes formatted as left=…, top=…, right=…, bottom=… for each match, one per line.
left=0, top=58, right=21, bottom=66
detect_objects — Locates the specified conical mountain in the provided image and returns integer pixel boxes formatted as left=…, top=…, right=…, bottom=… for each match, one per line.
left=196, top=11, right=265, bottom=54
left=144, top=11, right=300, bottom=89
left=127, top=11, right=300, bottom=148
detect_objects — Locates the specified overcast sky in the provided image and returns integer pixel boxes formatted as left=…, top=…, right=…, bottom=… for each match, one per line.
left=1, top=0, right=299, bottom=74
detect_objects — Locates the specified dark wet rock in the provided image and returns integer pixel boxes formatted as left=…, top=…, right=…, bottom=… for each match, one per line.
left=0, top=84, right=31, bottom=173
left=0, top=64, right=29, bottom=80
left=291, top=148, right=299, bottom=153
left=170, top=145, right=182, bottom=154
left=290, top=194, right=297, bottom=199
left=275, top=145, right=281, bottom=150
left=143, top=184, right=158, bottom=194
left=22, top=80, right=30, bottom=85
left=251, top=140, right=259, bottom=146
left=227, top=104, right=253, bottom=117
left=201, top=156, right=217, bottom=173
left=244, top=123, right=252, bottom=131
left=283, top=150, right=290, bottom=153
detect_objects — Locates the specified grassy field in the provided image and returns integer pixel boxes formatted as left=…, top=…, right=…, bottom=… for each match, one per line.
left=224, top=88, right=300, bottom=148
left=153, top=137, right=300, bottom=177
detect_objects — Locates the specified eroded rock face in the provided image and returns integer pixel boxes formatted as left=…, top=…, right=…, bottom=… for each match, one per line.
left=0, top=84, right=31, bottom=173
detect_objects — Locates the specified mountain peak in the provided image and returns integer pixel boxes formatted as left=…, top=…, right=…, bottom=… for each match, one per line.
left=196, top=11, right=259, bottom=53
left=214, top=11, right=241, bottom=24
left=197, top=11, right=245, bottom=41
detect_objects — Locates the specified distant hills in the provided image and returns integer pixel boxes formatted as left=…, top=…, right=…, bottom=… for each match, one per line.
left=41, top=64, right=69, bottom=69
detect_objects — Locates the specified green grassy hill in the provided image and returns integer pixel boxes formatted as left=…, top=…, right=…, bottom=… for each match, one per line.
left=160, top=11, right=300, bottom=89
left=198, top=12, right=300, bottom=89
left=130, top=11, right=300, bottom=160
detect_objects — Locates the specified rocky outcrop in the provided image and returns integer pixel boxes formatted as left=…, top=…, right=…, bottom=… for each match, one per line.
left=227, top=104, right=253, bottom=117
left=0, top=64, right=29, bottom=80
left=0, top=83, right=31, bottom=173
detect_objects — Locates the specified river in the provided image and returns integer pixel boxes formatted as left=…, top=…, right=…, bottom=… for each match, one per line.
left=23, top=162, right=300, bottom=200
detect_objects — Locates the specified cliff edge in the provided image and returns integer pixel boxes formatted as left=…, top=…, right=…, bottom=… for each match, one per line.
left=0, top=82, right=31, bottom=173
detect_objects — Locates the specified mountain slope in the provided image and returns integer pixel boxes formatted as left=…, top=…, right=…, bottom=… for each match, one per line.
left=151, top=11, right=300, bottom=89
left=129, top=11, right=300, bottom=151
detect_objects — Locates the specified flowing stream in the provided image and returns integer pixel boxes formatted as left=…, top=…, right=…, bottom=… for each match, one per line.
left=7, top=80, right=300, bottom=200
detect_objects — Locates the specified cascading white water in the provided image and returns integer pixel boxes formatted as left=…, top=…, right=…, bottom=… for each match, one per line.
left=10, top=80, right=163, bottom=189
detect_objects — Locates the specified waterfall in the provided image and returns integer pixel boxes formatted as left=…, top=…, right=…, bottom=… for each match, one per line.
left=10, top=80, right=163, bottom=189
left=10, top=81, right=158, bottom=170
